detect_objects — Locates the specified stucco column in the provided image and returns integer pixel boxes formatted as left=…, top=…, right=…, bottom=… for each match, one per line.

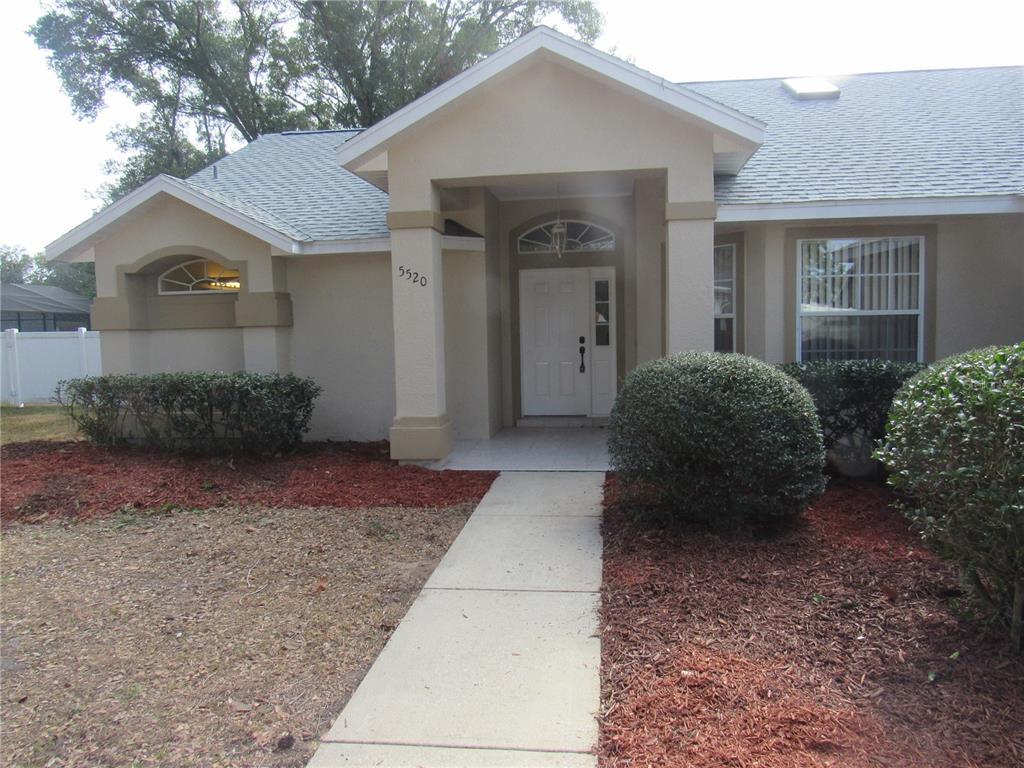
left=388, top=223, right=453, bottom=460
left=664, top=202, right=716, bottom=354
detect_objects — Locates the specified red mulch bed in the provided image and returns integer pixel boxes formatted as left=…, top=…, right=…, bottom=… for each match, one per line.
left=1, top=441, right=497, bottom=523
left=600, top=477, right=1024, bottom=768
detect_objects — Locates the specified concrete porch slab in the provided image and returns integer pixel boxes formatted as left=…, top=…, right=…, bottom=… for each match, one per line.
left=432, top=428, right=609, bottom=471
left=425, top=514, right=602, bottom=592
left=322, top=588, right=600, bottom=751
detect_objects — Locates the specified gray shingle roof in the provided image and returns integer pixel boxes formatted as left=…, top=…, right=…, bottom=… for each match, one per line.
left=685, top=66, right=1023, bottom=204
left=187, top=129, right=389, bottom=242
left=180, top=67, right=1021, bottom=243
left=1, top=283, right=92, bottom=314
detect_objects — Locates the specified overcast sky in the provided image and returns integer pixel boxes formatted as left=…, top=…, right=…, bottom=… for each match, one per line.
left=1, top=0, right=1021, bottom=254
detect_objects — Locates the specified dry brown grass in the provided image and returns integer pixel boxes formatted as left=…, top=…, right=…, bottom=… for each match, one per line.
left=1, top=503, right=473, bottom=767
left=0, top=406, right=78, bottom=446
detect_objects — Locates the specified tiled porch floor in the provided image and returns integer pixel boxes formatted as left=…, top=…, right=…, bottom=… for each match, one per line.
left=429, top=427, right=610, bottom=471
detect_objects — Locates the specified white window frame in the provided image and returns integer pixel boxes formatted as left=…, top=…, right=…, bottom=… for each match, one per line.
left=713, top=243, right=736, bottom=353
left=157, top=258, right=241, bottom=295
left=517, top=220, right=615, bottom=255
left=795, top=236, right=925, bottom=362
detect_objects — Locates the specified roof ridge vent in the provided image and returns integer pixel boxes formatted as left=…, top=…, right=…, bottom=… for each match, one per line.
left=782, top=76, right=840, bottom=100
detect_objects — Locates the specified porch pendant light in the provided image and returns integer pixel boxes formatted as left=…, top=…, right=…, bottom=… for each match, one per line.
left=551, top=182, right=567, bottom=258
left=551, top=220, right=568, bottom=258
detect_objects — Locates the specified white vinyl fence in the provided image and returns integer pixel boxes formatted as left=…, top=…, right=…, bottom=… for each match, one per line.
left=1, top=328, right=102, bottom=406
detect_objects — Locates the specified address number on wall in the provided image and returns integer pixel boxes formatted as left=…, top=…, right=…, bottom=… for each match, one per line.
left=398, top=265, right=428, bottom=286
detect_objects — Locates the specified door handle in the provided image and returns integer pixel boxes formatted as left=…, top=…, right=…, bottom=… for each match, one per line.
left=579, top=342, right=586, bottom=373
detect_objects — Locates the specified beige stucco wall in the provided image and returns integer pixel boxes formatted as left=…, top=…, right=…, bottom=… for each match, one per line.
left=385, top=57, right=715, bottom=211
left=634, top=177, right=666, bottom=363
left=735, top=212, right=1023, bottom=363
left=443, top=250, right=497, bottom=439
left=101, top=328, right=244, bottom=374
left=934, top=213, right=1024, bottom=357
left=286, top=253, right=396, bottom=441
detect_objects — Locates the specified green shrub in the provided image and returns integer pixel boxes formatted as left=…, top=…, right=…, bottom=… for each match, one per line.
left=779, top=359, right=925, bottom=474
left=55, top=372, right=321, bottom=456
left=876, top=342, right=1024, bottom=649
left=609, top=352, right=826, bottom=528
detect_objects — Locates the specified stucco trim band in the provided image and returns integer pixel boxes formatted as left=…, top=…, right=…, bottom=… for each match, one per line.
left=387, top=210, right=446, bottom=233
left=389, top=414, right=454, bottom=460
left=234, top=292, right=293, bottom=327
left=91, top=291, right=292, bottom=331
left=665, top=201, right=718, bottom=221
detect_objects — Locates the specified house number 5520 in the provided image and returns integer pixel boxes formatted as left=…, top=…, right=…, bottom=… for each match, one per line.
left=398, top=265, right=428, bottom=286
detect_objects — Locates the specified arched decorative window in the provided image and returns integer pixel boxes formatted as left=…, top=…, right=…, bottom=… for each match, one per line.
left=158, top=259, right=241, bottom=294
left=518, top=220, right=615, bottom=254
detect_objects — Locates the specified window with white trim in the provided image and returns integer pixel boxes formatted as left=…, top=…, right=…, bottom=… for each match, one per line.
left=713, top=244, right=736, bottom=352
left=797, top=237, right=923, bottom=362
left=518, top=220, right=615, bottom=254
left=158, top=258, right=241, bottom=294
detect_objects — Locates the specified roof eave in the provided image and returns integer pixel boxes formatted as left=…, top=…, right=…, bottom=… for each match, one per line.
left=716, top=194, right=1024, bottom=222
left=45, top=175, right=302, bottom=262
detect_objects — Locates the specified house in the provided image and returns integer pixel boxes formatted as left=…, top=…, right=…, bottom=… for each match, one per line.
left=1, top=283, right=92, bottom=331
left=44, top=28, right=1023, bottom=461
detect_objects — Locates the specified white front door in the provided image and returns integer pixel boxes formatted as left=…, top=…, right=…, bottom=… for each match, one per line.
left=519, top=267, right=617, bottom=416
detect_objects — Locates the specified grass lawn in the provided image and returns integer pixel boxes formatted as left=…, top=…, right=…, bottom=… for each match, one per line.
left=0, top=405, right=78, bottom=445
left=599, top=479, right=1024, bottom=767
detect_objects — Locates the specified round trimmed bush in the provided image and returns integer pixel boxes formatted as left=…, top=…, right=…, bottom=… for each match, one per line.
left=609, top=352, right=826, bottom=527
left=876, top=342, right=1024, bottom=647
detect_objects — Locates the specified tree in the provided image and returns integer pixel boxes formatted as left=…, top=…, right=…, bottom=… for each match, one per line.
left=1, top=246, right=36, bottom=285
left=32, top=0, right=312, bottom=203
left=291, top=0, right=603, bottom=128
left=32, top=1, right=603, bottom=201
left=0, top=244, right=96, bottom=298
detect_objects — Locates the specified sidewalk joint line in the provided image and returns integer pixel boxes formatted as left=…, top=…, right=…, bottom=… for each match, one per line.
left=423, top=586, right=598, bottom=594
left=473, top=513, right=602, bottom=518
left=319, top=737, right=594, bottom=755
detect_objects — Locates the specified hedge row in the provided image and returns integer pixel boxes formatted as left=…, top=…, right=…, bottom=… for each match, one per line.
left=55, top=372, right=321, bottom=456
left=780, top=359, right=925, bottom=474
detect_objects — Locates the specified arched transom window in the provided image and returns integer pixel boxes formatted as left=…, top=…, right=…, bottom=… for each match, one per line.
left=518, top=220, right=615, bottom=254
left=158, top=259, right=241, bottom=294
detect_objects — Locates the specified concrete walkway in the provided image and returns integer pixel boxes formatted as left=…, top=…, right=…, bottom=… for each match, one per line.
left=308, top=472, right=604, bottom=767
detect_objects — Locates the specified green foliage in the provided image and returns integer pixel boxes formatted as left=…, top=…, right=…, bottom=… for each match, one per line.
left=876, top=343, right=1024, bottom=649
left=1, top=244, right=96, bottom=297
left=32, top=0, right=603, bottom=202
left=608, top=353, right=826, bottom=528
left=292, top=0, right=603, bottom=128
left=1, top=245, right=35, bottom=284
left=99, top=108, right=224, bottom=203
left=779, top=359, right=925, bottom=472
left=55, top=372, right=322, bottom=456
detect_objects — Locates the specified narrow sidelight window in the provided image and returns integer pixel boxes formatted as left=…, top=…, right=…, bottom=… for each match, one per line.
left=713, top=244, right=736, bottom=352
left=594, top=279, right=611, bottom=346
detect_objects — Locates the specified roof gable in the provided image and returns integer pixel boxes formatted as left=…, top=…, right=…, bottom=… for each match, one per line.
left=336, top=26, right=765, bottom=177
